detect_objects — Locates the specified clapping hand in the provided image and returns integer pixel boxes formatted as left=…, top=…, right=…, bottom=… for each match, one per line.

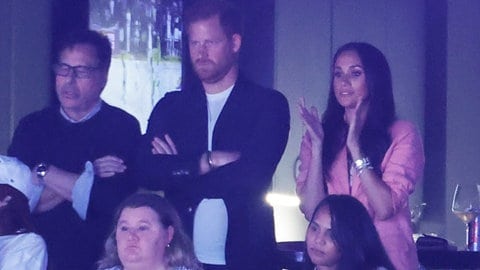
left=298, top=97, right=324, bottom=148
left=346, top=96, right=368, bottom=157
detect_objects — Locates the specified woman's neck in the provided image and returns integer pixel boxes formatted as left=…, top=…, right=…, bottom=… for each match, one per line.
left=123, top=261, right=167, bottom=270
left=343, top=107, right=355, bottom=124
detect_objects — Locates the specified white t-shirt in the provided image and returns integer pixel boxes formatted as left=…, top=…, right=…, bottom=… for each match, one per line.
left=0, top=233, right=48, bottom=270
left=193, top=85, right=234, bottom=265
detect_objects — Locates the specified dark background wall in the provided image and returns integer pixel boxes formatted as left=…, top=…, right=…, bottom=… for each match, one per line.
left=0, top=1, right=51, bottom=153
left=423, top=0, right=447, bottom=235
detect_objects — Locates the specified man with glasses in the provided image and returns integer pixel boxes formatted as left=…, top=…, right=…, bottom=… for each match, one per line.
left=135, top=0, right=290, bottom=269
left=8, top=30, right=141, bottom=270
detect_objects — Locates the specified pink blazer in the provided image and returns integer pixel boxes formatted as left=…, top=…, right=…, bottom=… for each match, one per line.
left=297, top=120, right=425, bottom=270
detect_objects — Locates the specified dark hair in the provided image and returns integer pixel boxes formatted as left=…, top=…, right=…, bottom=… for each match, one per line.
left=0, top=184, right=35, bottom=235
left=306, top=195, right=395, bottom=270
left=184, top=0, right=244, bottom=38
left=322, top=42, right=396, bottom=179
left=54, top=29, right=112, bottom=70
left=97, top=192, right=202, bottom=270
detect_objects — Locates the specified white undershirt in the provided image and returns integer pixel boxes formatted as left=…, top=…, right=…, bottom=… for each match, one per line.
left=193, top=85, right=234, bottom=265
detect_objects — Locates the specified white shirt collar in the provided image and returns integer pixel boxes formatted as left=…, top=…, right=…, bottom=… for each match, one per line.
left=60, top=101, right=102, bottom=123
left=205, top=84, right=235, bottom=101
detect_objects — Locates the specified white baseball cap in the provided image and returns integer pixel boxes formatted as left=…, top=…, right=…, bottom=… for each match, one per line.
left=0, top=155, right=43, bottom=211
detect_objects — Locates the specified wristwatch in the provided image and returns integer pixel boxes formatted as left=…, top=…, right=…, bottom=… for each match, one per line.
left=353, top=157, right=373, bottom=176
left=35, top=163, right=49, bottom=185
left=353, top=157, right=371, bottom=171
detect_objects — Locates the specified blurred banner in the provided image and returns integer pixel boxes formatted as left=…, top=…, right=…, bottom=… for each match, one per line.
left=90, top=0, right=183, bottom=133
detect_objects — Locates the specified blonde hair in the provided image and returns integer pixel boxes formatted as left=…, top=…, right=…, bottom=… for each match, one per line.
left=97, top=192, right=202, bottom=270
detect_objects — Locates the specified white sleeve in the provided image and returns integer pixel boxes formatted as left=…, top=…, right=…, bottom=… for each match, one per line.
left=72, top=161, right=94, bottom=220
left=0, top=233, right=48, bottom=270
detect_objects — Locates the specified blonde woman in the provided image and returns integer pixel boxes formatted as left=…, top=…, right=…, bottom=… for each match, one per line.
left=98, top=193, right=202, bottom=270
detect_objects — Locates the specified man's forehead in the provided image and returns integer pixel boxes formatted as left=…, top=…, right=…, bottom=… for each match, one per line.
left=188, top=15, right=224, bottom=35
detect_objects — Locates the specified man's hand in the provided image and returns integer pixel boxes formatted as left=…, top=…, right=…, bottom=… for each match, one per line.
left=151, top=134, right=178, bottom=155
left=93, top=155, right=126, bottom=178
left=210, top=151, right=241, bottom=167
left=199, top=150, right=241, bottom=175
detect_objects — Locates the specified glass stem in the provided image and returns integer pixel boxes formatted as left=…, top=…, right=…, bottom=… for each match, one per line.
left=466, top=223, right=470, bottom=251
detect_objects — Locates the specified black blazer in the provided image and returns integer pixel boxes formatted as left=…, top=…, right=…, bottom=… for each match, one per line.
left=136, top=75, right=290, bottom=269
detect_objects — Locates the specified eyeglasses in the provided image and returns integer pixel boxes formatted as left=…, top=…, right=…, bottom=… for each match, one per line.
left=53, top=63, right=101, bottom=79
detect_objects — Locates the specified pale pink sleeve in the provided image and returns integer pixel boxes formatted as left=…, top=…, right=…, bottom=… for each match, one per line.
left=382, top=120, right=425, bottom=213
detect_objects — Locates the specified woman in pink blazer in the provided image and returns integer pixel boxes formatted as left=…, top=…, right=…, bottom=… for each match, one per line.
left=296, top=42, right=424, bottom=270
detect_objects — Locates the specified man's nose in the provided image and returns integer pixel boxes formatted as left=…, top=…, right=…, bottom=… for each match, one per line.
left=197, top=45, right=208, bottom=57
left=64, top=70, right=77, bottom=83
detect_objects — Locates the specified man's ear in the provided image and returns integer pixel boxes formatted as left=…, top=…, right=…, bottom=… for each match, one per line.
left=232, top=33, right=242, bottom=53
left=99, top=69, right=109, bottom=91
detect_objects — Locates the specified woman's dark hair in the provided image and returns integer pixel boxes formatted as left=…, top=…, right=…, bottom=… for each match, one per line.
left=0, top=184, right=36, bottom=235
left=97, top=192, right=202, bottom=270
left=322, top=42, right=396, bottom=179
left=306, top=195, right=395, bottom=270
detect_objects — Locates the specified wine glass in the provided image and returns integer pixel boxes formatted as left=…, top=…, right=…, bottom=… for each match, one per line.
left=451, top=183, right=480, bottom=249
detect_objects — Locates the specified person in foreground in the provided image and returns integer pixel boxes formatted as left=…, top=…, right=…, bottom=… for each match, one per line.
left=8, top=30, right=141, bottom=269
left=0, top=155, right=47, bottom=270
left=305, top=195, right=395, bottom=270
left=135, top=0, right=290, bottom=269
left=97, top=192, right=203, bottom=270
left=296, top=42, right=424, bottom=270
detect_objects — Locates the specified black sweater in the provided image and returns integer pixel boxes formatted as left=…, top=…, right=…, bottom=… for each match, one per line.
left=8, top=102, right=141, bottom=270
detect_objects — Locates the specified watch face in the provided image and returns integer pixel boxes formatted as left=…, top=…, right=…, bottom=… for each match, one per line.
left=354, top=159, right=365, bottom=167
left=37, top=164, right=48, bottom=177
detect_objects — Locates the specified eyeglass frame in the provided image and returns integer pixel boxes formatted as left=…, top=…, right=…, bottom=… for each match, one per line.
left=52, top=63, right=103, bottom=79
